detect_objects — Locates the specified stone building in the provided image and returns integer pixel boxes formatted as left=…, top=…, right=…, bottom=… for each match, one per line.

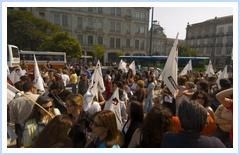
left=27, top=7, right=150, bottom=63
left=186, top=15, right=233, bottom=69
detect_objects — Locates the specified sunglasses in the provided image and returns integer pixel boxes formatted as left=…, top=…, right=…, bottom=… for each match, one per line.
left=43, top=105, right=53, bottom=110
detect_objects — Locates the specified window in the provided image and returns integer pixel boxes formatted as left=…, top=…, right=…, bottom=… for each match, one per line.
left=111, top=8, right=121, bottom=16
left=110, top=8, right=115, bottom=16
left=110, top=21, right=115, bottom=32
left=88, top=8, right=93, bottom=12
left=116, top=38, right=121, bottom=48
left=116, top=22, right=121, bottom=33
left=98, top=36, right=103, bottom=44
left=62, top=15, right=68, bottom=27
left=110, top=38, right=115, bottom=48
left=116, top=8, right=121, bottom=16
left=126, top=39, right=130, bottom=48
left=126, top=9, right=131, bottom=16
left=126, top=23, right=131, bottom=34
left=98, top=8, right=103, bottom=14
left=88, top=35, right=94, bottom=45
left=227, top=25, right=233, bottom=33
left=77, top=35, right=83, bottom=44
left=77, top=17, right=83, bottom=28
left=135, top=40, right=139, bottom=49
left=97, top=19, right=103, bottom=30
left=110, top=21, right=121, bottom=33
left=140, top=40, right=145, bottom=50
left=54, top=14, right=60, bottom=25
left=87, top=18, right=94, bottom=29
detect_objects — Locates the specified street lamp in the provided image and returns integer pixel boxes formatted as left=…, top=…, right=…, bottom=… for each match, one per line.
left=149, top=7, right=154, bottom=56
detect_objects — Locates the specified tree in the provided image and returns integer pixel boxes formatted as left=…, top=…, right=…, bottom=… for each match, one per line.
left=93, top=44, right=105, bottom=62
left=178, top=44, right=197, bottom=57
left=7, top=10, right=60, bottom=50
left=39, top=32, right=82, bottom=58
left=8, top=10, right=82, bottom=58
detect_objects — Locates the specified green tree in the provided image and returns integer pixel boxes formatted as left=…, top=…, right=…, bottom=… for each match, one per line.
left=7, top=10, right=60, bottom=50
left=93, top=44, right=105, bottom=61
left=178, top=44, right=197, bottom=57
left=39, top=32, right=82, bottom=58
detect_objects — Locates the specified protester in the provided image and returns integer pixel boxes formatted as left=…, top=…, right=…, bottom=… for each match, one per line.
left=128, top=106, right=172, bottom=148
left=66, top=94, right=90, bottom=147
left=161, top=100, right=225, bottom=148
left=33, top=115, right=73, bottom=147
left=86, top=110, right=123, bottom=148
left=122, top=100, right=143, bottom=147
left=214, top=88, right=233, bottom=147
left=22, top=95, right=55, bottom=147
left=8, top=81, right=40, bottom=147
left=78, top=73, right=89, bottom=96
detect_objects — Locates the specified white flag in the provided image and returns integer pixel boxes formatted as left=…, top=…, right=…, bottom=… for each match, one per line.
left=129, top=61, right=136, bottom=76
left=160, top=33, right=179, bottom=95
left=217, top=65, right=228, bottom=89
left=33, top=55, right=45, bottom=92
left=179, top=59, right=192, bottom=76
left=7, top=83, right=18, bottom=104
left=104, top=87, right=122, bottom=130
left=88, top=60, right=105, bottom=99
left=9, top=66, right=23, bottom=84
left=7, top=65, right=10, bottom=78
left=206, top=60, right=215, bottom=76
left=118, top=59, right=128, bottom=73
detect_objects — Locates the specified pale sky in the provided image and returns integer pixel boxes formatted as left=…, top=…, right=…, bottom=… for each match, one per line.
left=152, top=7, right=233, bottom=40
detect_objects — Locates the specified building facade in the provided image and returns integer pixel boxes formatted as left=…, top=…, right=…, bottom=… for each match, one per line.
left=185, top=15, right=233, bottom=69
left=28, top=7, right=150, bottom=63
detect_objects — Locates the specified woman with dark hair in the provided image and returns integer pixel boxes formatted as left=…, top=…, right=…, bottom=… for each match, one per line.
left=122, top=100, right=143, bottom=147
left=191, top=90, right=216, bottom=136
left=161, top=100, right=225, bottom=148
left=33, top=115, right=73, bottom=147
left=128, top=106, right=172, bottom=148
left=22, top=96, right=55, bottom=147
left=86, top=110, right=123, bottom=148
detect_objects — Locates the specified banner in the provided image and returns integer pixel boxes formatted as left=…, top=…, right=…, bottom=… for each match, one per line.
left=179, top=59, right=192, bottom=76
left=129, top=61, right=136, bottom=76
left=159, top=33, right=179, bottom=95
left=33, top=55, right=45, bottom=92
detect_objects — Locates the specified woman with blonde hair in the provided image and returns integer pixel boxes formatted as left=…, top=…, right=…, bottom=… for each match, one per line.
left=86, top=110, right=123, bottom=148
left=66, top=94, right=90, bottom=147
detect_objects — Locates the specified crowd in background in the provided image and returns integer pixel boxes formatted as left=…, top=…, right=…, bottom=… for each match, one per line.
left=7, top=61, right=233, bottom=148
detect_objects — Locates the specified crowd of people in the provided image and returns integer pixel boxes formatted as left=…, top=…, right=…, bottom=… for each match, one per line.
left=7, top=61, right=233, bottom=148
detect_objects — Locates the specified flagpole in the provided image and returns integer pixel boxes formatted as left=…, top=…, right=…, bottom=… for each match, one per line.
left=8, top=83, right=54, bottom=118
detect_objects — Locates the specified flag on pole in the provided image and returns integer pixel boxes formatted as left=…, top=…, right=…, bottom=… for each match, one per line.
left=87, top=60, right=105, bottom=99
left=179, top=59, right=192, bottom=76
left=206, top=60, right=215, bottom=76
left=216, top=65, right=228, bottom=89
left=129, top=61, right=136, bottom=76
left=9, top=66, right=23, bottom=84
left=104, top=87, right=122, bottom=130
left=159, top=33, right=179, bottom=95
left=33, top=55, right=45, bottom=93
left=7, top=83, right=19, bottom=104
left=118, top=59, right=128, bottom=73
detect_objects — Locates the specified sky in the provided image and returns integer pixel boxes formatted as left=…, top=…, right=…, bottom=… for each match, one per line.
left=153, top=7, right=233, bottom=40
